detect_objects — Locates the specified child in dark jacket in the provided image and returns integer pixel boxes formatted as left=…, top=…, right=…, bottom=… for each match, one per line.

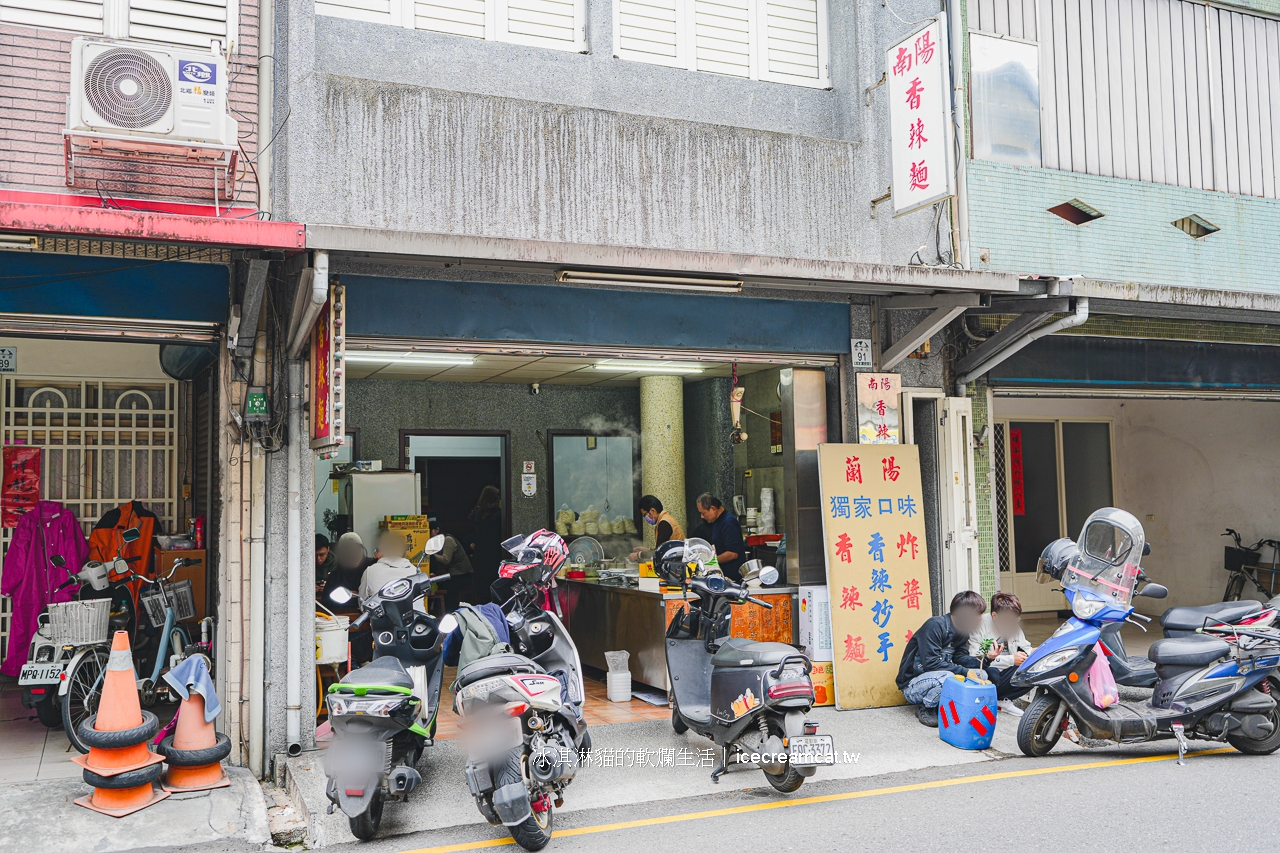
left=896, top=590, right=987, bottom=727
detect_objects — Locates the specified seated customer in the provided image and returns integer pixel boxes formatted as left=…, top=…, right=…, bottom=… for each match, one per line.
left=321, top=532, right=372, bottom=608
left=896, top=590, right=987, bottom=727
left=360, top=530, right=420, bottom=601
left=969, top=591, right=1035, bottom=716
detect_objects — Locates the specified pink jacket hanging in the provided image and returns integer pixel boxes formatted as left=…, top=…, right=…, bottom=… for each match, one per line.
left=1, top=501, right=89, bottom=676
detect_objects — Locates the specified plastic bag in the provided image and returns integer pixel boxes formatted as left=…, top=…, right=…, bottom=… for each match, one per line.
left=1087, top=642, right=1119, bottom=709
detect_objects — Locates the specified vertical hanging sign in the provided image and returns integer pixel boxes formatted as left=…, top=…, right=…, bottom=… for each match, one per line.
left=819, top=444, right=932, bottom=709
left=887, top=15, right=955, bottom=216
left=310, top=282, right=346, bottom=453
left=2, top=446, right=40, bottom=528
left=856, top=373, right=901, bottom=444
left=1008, top=426, right=1025, bottom=516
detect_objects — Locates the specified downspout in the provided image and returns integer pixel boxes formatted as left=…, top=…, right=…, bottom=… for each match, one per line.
left=287, top=252, right=327, bottom=358
left=947, top=0, right=970, bottom=269
left=956, top=298, right=1089, bottom=395
left=285, top=359, right=303, bottom=756
left=255, top=0, right=273, bottom=217
left=248, top=315, right=268, bottom=776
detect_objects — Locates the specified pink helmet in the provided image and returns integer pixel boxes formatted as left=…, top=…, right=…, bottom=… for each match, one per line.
left=498, top=529, right=568, bottom=584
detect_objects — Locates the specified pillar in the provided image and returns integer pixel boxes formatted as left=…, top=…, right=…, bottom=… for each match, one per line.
left=640, top=375, right=686, bottom=548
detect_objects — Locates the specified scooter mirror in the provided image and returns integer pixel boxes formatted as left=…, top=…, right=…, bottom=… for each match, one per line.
left=758, top=565, right=779, bottom=586
left=1137, top=582, right=1168, bottom=599
left=423, top=534, right=446, bottom=556
left=122, top=527, right=141, bottom=543
left=50, top=555, right=65, bottom=568
left=327, top=586, right=354, bottom=605
left=1142, top=542, right=1152, bottom=556
left=438, top=613, right=459, bottom=634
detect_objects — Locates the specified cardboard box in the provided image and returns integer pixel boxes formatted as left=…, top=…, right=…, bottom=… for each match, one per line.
left=798, top=585, right=834, bottom=662
left=810, top=661, right=835, bottom=707
left=382, top=515, right=431, bottom=530
left=154, top=548, right=207, bottom=620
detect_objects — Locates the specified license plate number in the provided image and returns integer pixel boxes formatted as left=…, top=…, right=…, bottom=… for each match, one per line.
left=19, top=663, right=65, bottom=685
left=788, top=734, right=835, bottom=767
left=465, top=715, right=524, bottom=760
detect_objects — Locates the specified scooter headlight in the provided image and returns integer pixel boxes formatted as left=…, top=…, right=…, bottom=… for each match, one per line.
left=327, top=694, right=410, bottom=718
left=1027, top=647, right=1082, bottom=674
left=1071, top=597, right=1107, bottom=620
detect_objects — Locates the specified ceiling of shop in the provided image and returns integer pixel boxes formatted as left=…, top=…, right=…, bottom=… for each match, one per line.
left=344, top=354, right=779, bottom=386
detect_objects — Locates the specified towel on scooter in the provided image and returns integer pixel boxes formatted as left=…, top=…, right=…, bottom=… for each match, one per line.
left=443, top=602, right=510, bottom=667
left=164, top=654, right=222, bottom=722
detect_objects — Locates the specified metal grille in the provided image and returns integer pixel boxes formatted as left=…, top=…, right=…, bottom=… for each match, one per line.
left=84, top=48, right=172, bottom=129
left=993, top=421, right=1013, bottom=576
left=0, top=378, right=178, bottom=662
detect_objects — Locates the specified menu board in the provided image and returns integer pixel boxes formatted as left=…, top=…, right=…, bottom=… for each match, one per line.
left=818, top=444, right=931, bottom=709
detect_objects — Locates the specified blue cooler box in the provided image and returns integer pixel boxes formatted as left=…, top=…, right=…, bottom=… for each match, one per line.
left=938, top=673, right=998, bottom=750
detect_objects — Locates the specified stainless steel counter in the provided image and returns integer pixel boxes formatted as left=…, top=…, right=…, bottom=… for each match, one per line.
left=557, top=578, right=797, bottom=691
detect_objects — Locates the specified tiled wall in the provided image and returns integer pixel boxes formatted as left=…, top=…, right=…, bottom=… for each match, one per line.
left=0, top=4, right=259, bottom=207
left=968, top=381, right=997, bottom=599
left=966, top=159, right=1280, bottom=294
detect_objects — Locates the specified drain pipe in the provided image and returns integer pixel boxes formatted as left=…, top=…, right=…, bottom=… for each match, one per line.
left=956, top=298, right=1089, bottom=395
left=285, top=359, right=303, bottom=757
left=248, top=313, right=268, bottom=777
left=287, top=252, right=327, bottom=358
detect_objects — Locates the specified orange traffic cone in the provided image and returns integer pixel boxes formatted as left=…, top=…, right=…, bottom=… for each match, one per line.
left=160, top=693, right=231, bottom=792
left=72, top=631, right=169, bottom=817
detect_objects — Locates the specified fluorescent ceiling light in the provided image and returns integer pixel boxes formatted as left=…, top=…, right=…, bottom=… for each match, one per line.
left=343, top=352, right=476, bottom=366
left=0, top=234, right=38, bottom=251
left=594, top=359, right=704, bottom=375
left=557, top=270, right=742, bottom=293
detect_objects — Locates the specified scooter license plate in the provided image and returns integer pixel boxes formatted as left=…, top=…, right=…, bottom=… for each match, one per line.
left=19, top=663, right=65, bottom=685
left=465, top=715, right=524, bottom=760
left=788, top=735, right=835, bottom=767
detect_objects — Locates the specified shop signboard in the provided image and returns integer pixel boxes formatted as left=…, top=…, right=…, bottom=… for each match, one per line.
left=887, top=14, right=955, bottom=216
left=856, top=373, right=901, bottom=444
left=818, top=443, right=931, bottom=709
left=1, top=446, right=40, bottom=528
left=310, top=284, right=345, bottom=453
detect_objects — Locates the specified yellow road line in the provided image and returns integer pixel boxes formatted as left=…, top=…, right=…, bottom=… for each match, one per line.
left=399, top=747, right=1236, bottom=853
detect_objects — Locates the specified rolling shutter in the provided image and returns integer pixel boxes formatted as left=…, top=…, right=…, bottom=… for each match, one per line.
left=0, top=0, right=105, bottom=33
left=693, top=0, right=751, bottom=77
left=615, top=0, right=682, bottom=66
left=129, top=0, right=235, bottom=49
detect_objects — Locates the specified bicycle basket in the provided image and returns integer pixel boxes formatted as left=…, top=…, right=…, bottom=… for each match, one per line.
left=1225, top=546, right=1261, bottom=574
left=140, top=580, right=197, bottom=627
left=47, top=599, right=111, bottom=645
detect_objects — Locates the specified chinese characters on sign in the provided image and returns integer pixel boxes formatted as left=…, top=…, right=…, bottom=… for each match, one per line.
left=887, top=16, right=955, bottom=216
left=819, top=444, right=932, bottom=709
left=310, top=284, right=346, bottom=453
left=1008, top=426, right=1025, bottom=516
left=1, top=446, right=40, bottom=528
left=856, top=373, right=902, bottom=444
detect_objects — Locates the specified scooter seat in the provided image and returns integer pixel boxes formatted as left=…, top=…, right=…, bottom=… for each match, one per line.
left=455, top=653, right=543, bottom=689
left=340, top=656, right=414, bottom=691
left=1160, top=600, right=1261, bottom=633
left=711, top=637, right=798, bottom=668
left=1147, top=636, right=1231, bottom=667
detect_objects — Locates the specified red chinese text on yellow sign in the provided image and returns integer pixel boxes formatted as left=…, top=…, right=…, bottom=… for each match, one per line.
left=818, top=444, right=932, bottom=710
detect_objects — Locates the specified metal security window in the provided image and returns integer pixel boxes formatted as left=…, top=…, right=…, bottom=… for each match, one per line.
left=315, top=0, right=587, bottom=52
left=0, top=378, right=178, bottom=661
left=0, top=0, right=238, bottom=50
left=614, top=0, right=829, bottom=88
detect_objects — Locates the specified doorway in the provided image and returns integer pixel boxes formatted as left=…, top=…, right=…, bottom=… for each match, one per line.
left=400, top=431, right=511, bottom=542
left=994, top=418, right=1114, bottom=611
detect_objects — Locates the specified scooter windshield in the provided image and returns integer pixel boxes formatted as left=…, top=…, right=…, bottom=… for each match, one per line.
left=1061, top=508, right=1145, bottom=609
left=683, top=538, right=715, bottom=571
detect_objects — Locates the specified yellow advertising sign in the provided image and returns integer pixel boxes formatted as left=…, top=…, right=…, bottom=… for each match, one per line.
left=818, top=443, right=932, bottom=710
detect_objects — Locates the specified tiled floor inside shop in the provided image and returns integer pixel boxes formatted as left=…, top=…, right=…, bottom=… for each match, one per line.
left=0, top=677, right=89, bottom=784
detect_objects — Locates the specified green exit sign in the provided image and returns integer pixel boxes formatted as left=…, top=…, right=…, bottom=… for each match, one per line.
left=246, top=386, right=269, bottom=423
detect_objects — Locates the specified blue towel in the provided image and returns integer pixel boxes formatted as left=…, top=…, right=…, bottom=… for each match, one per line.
left=163, top=655, right=221, bottom=723
left=443, top=602, right=512, bottom=666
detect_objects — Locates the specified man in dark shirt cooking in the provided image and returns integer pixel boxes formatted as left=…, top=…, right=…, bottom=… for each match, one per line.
left=696, top=493, right=746, bottom=581
left=897, top=590, right=987, bottom=727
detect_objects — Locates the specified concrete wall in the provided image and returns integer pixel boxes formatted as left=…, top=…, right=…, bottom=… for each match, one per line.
left=274, top=0, right=946, bottom=266
left=993, top=396, right=1280, bottom=613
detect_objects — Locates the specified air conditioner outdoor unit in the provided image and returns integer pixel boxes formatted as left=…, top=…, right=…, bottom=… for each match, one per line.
left=64, top=37, right=240, bottom=200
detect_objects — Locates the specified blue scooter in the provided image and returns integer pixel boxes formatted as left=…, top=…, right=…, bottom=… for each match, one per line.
left=1013, top=507, right=1280, bottom=761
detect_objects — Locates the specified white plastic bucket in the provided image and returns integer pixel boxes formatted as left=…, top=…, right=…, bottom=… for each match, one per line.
left=606, top=671, right=632, bottom=703
left=315, top=614, right=350, bottom=664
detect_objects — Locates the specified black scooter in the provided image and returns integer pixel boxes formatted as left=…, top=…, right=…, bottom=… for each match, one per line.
left=323, top=543, right=453, bottom=841
left=657, top=540, right=833, bottom=792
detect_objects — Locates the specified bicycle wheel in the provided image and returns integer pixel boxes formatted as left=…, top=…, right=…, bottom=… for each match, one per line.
left=62, top=645, right=110, bottom=754
left=1223, top=573, right=1246, bottom=602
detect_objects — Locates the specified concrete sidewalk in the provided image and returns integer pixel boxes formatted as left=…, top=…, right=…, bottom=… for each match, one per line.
left=283, top=700, right=1109, bottom=847
left=0, top=766, right=270, bottom=853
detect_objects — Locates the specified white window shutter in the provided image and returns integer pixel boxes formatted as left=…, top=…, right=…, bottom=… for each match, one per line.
left=315, top=0, right=396, bottom=25
left=692, top=0, right=751, bottom=77
left=495, top=0, right=583, bottom=50
left=414, top=0, right=487, bottom=38
left=757, top=0, right=828, bottom=87
left=614, top=0, right=683, bottom=67
left=0, top=0, right=105, bottom=34
left=128, top=0, right=237, bottom=49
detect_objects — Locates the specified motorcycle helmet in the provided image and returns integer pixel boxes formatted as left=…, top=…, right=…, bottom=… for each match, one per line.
left=654, top=540, right=690, bottom=586
left=1036, top=537, right=1079, bottom=585
left=498, top=529, right=567, bottom=586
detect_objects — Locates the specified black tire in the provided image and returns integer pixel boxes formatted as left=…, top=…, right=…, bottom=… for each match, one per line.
left=78, top=710, right=159, bottom=751
left=81, top=761, right=164, bottom=789
left=1017, top=693, right=1066, bottom=757
left=62, top=647, right=109, bottom=754
left=35, top=694, right=63, bottom=728
left=760, top=717, right=804, bottom=793
left=1226, top=704, right=1280, bottom=755
left=671, top=707, right=688, bottom=734
left=158, top=731, right=232, bottom=766
left=495, top=748, right=552, bottom=852
left=348, top=793, right=383, bottom=841
left=1223, top=574, right=1246, bottom=602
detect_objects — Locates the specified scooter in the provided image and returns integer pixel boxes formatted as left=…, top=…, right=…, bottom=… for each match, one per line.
left=451, top=530, right=588, bottom=852
left=658, top=539, right=833, bottom=792
left=323, top=534, right=452, bottom=840
left=1013, top=508, right=1280, bottom=761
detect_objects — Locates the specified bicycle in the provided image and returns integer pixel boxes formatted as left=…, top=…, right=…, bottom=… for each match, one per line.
left=1222, top=528, right=1280, bottom=601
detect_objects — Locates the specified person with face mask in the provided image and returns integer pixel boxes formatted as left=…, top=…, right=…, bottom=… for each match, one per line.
left=639, top=495, right=684, bottom=546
